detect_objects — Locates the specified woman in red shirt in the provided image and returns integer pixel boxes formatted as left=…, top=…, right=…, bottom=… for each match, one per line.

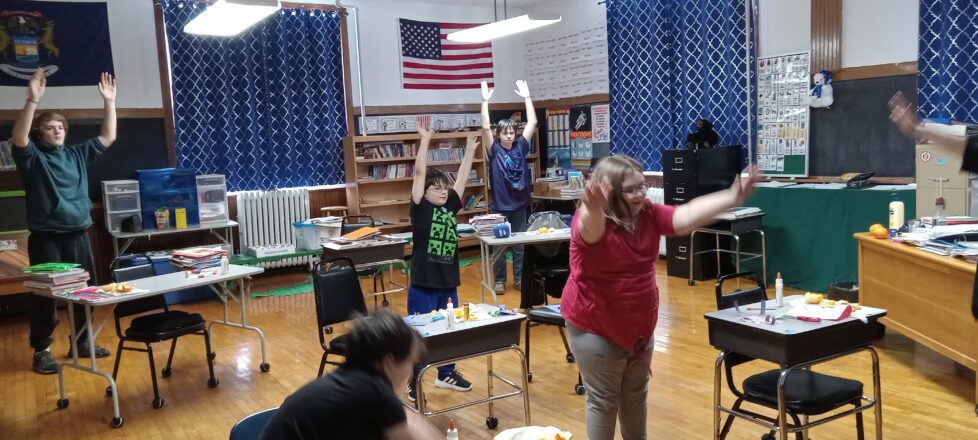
left=561, top=155, right=759, bottom=439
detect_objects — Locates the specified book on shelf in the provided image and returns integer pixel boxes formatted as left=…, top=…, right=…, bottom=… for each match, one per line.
left=357, top=142, right=417, bottom=159
left=463, top=194, right=485, bottom=210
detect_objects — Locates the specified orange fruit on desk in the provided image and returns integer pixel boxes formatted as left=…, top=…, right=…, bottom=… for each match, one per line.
left=869, top=223, right=885, bottom=233
left=871, top=227, right=889, bottom=239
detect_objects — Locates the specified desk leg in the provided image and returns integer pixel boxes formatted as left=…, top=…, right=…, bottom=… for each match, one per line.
left=487, top=355, right=497, bottom=427
left=208, top=278, right=270, bottom=372
left=759, top=230, right=767, bottom=286
left=713, top=352, right=726, bottom=440
left=733, top=234, right=741, bottom=275
left=689, top=230, right=699, bottom=286
left=869, top=346, right=883, bottom=439
left=56, top=304, right=123, bottom=427
left=480, top=241, right=504, bottom=305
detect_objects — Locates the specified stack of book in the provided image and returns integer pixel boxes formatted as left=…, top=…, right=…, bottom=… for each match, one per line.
left=469, top=213, right=506, bottom=236
left=170, top=246, right=227, bottom=270
left=24, top=268, right=91, bottom=294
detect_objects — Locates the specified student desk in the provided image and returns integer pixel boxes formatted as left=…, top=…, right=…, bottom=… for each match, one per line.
left=477, top=229, right=571, bottom=304
left=855, top=232, right=978, bottom=414
left=109, top=219, right=238, bottom=257
left=531, top=194, right=582, bottom=210
left=704, top=295, right=886, bottom=440
left=406, top=306, right=530, bottom=429
left=322, top=238, right=409, bottom=308
left=36, top=264, right=264, bottom=427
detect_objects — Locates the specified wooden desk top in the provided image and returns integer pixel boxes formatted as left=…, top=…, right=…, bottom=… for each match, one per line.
left=853, top=232, right=976, bottom=274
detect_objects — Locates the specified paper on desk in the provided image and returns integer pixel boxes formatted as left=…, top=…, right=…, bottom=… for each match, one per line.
left=866, top=184, right=916, bottom=191
left=787, top=298, right=852, bottom=320
left=756, top=181, right=798, bottom=188
left=791, top=183, right=847, bottom=189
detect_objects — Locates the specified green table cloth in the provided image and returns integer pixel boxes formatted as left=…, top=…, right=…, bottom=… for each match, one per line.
left=740, top=186, right=916, bottom=292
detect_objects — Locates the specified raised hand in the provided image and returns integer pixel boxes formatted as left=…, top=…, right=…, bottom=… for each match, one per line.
left=465, top=132, right=480, bottom=150
left=98, top=72, right=116, bottom=101
left=416, top=115, right=432, bottom=138
left=28, top=68, right=46, bottom=102
left=581, top=179, right=608, bottom=214
left=731, top=165, right=761, bottom=205
left=888, top=92, right=919, bottom=139
left=514, top=80, right=531, bottom=99
left=481, top=81, right=494, bottom=102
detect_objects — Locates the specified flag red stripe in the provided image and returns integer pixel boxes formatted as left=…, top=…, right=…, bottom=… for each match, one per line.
left=404, top=72, right=495, bottom=80
left=404, top=83, right=491, bottom=90
left=441, top=42, right=492, bottom=50
left=440, top=53, right=492, bottom=61
left=403, top=61, right=494, bottom=71
left=439, top=22, right=483, bottom=29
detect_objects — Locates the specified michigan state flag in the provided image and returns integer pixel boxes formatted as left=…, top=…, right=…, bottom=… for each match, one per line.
left=0, top=1, right=114, bottom=86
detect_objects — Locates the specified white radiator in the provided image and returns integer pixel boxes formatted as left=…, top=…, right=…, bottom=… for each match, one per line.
left=236, top=188, right=311, bottom=268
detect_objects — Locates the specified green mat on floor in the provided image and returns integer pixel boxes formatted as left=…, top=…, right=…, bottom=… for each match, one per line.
left=252, top=276, right=314, bottom=298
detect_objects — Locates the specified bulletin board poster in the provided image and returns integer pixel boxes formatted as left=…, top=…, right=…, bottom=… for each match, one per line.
left=570, top=106, right=593, bottom=170
left=756, top=51, right=810, bottom=177
left=547, top=108, right=571, bottom=169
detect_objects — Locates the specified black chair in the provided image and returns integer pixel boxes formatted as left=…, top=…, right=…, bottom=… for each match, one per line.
left=715, top=271, right=865, bottom=440
left=107, top=255, right=217, bottom=409
left=519, top=241, right=585, bottom=395
left=229, top=407, right=279, bottom=440
left=313, top=257, right=370, bottom=378
left=340, top=215, right=390, bottom=308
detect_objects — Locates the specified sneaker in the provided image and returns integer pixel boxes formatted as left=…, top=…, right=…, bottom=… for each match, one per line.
left=406, top=382, right=417, bottom=402
left=33, top=350, right=58, bottom=375
left=435, top=370, right=472, bottom=391
left=67, top=341, right=110, bottom=359
left=494, top=282, right=505, bottom=295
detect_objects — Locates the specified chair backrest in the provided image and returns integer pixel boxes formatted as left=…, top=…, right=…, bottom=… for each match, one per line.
left=312, top=257, right=369, bottom=333
left=229, top=407, right=279, bottom=440
left=714, top=271, right=767, bottom=310
left=110, top=255, right=163, bottom=320
left=341, top=215, right=375, bottom=235
left=519, top=241, right=571, bottom=309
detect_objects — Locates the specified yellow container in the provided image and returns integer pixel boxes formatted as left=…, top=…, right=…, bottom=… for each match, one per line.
left=175, top=208, right=187, bottom=229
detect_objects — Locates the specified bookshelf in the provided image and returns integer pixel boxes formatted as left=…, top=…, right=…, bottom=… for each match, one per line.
left=343, top=129, right=541, bottom=251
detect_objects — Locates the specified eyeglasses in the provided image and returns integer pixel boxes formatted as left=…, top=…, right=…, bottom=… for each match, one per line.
left=427, top=186, right=450, bottom=193
left=622, top=183, right=649, bottom=195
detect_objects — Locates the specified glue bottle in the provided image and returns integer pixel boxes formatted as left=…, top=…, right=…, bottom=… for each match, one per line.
left=775, top=272, right=784, bottom=307
left=934, top=196, right=947, bottom=226
left=446, top=298, right=456, bottom=330
left=888, top=193, right=905, bottom=237
left=446, top=418, right=459, bottom=440
left=220, top=255, right=229, bottom=275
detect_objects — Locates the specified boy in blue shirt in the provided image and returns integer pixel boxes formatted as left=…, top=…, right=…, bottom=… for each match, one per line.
left=480, top=80, right=538, bottom=295
left=407, top=117, right=480, bottom=401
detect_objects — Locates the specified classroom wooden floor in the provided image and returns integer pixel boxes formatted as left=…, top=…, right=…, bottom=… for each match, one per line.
left=1, top=259, right=977, bottom=439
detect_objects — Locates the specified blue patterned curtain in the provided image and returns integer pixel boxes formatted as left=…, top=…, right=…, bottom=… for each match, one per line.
left=607, top=0, right=754, bottom=170
left=161, top=1, right=347, bottom=191
left=919, top=0, right=978, bottom=122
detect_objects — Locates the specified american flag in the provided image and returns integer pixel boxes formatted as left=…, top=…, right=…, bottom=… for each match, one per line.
left=398, top=18, right=494, bottom=90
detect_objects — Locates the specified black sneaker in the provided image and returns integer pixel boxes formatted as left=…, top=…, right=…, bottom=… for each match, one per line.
left=33, top=350, right=58, bottom=375
left=67, top=341, right=110, bottom=359
left=406, top=382, right=417, bottom=402
left=435, top=370, right=472, bottom=391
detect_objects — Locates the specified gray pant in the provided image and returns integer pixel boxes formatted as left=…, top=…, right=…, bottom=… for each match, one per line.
left=568, top=323, right=653, bottom=440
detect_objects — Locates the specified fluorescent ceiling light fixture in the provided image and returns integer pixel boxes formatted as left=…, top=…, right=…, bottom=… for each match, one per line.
left=447, top=14, right=562, bottom=43
left=184, top=0, right=281, bottom=37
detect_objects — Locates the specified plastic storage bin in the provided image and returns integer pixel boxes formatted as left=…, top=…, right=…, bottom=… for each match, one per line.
left=196, top=174, right=226, bottom=187
left=196, top=175, right=228, bottom=224
left=140, top=188, right=198, bottom=209
left=103, top=180, right=139, bottom=193
left=107, top=210, right=141, bottom=232
left=136, top=168, right=197, bottom=192
left=105, top=193, right=140, bottom=212
left=199, top=203, right=228, bottom=223
left=102, top=179, right=142, bottom=233
left=293, top=221, right=321, bottom=250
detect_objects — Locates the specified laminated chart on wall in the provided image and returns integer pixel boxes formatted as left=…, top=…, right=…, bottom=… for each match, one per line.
left=547, top=108, right=572, bottom=169
left=756, top=52, right=810, bottom=177
left=525, top=23, right=609, bottom=100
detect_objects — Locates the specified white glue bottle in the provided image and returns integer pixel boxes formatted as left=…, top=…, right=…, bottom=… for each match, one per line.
left=220, top=255, right=229, bottom=275
left=446, top=418, right=459, bottom=440
left=775, top=272, right=784, bottom=308
left=888, top=193, right=905, bottom=237
left=446, top=298, right=456, bottom=330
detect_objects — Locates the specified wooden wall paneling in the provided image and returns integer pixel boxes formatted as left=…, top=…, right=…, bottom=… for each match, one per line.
left=833, top=61, right=919, bottom=82
left=810, top=0, right=842, bottom=73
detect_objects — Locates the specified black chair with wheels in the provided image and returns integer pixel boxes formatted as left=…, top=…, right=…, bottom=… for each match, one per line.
left=519, top=241, right=585, bottom=395
left=313, top=257, right=369, bottom=378
left=340, top=215, right=391, bottom=308
left=715, top=271, right=865, bottom=440
left=107, top=255, right=217, bottom=410
left=229, top=407, right=279, bottom=440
